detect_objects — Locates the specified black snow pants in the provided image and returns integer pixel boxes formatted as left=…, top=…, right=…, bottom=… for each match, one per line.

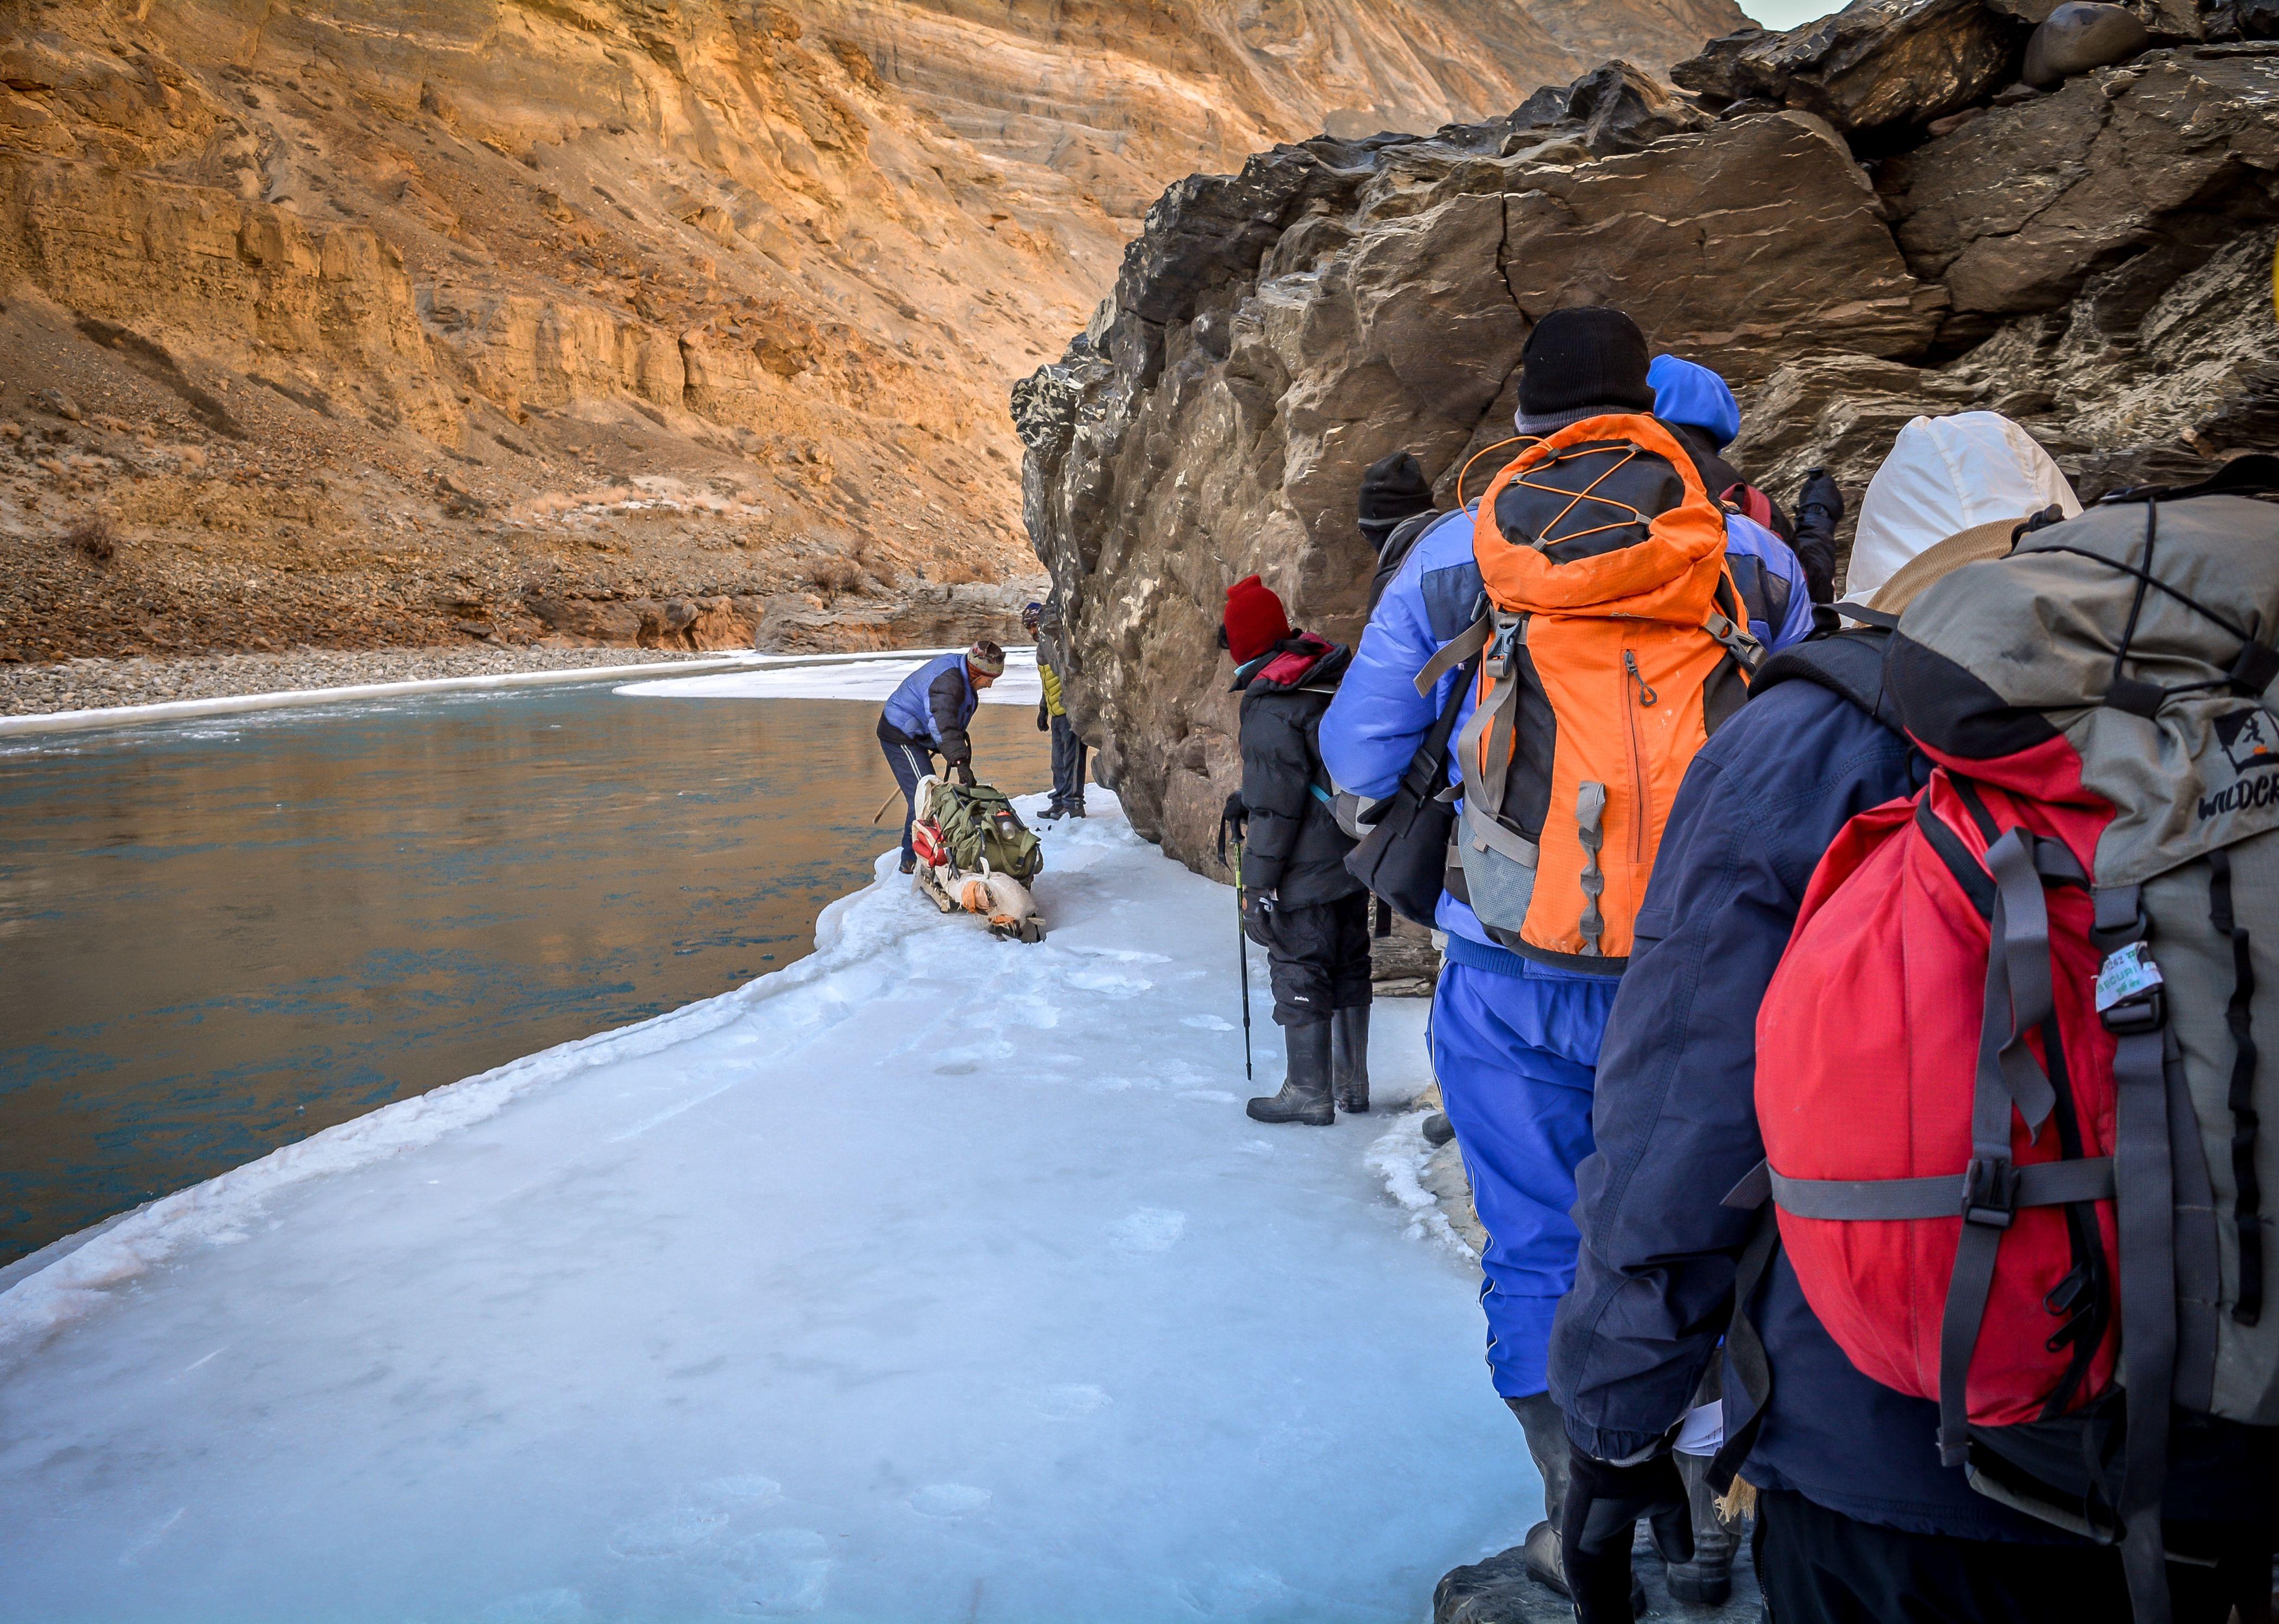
left=1049, top=713, right=1087, bottom=811
left=1753, top=1488, right=2271, bottom=1624
left=1261, top=889, right=1372, bottom=1027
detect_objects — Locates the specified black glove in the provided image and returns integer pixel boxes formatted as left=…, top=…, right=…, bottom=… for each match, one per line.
left=1792, top=469, right=1844, bottom=606
left=1036, top=700, right=1050, bottom=732
left=1240, top=887, right=1277, bottom=948
left=1561, top=1446, right=1692, bottom=1624
left=954, top=762, right=977, bottom=788
left=1218, top=791, right=1248, bottom=863
left=1795, top=469, right=1844, bottom=525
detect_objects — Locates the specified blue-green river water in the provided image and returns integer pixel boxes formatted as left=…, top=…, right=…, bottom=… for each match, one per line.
left=0, top=682, right=1046, bottom=1264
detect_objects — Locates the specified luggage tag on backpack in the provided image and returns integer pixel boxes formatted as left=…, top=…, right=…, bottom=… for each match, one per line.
left=2094, top=941, right=2165, bottom=1013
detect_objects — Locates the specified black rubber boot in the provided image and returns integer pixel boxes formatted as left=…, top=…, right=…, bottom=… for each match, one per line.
left=1661, top=1450, right=1735, bottom=1605
left=1247, top=1021, right=1333, bottom=1125
left=1508, top=1392, right=1573, bottom=1595
left=1331, top=1004, right=1370, bottom=1114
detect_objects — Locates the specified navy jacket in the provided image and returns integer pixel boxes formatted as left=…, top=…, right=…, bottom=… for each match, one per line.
left=1548, top=649, right=2072, bottom=1540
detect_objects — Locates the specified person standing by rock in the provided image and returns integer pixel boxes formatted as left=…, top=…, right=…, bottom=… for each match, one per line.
left=878, top=640, right=1003, bottom=875
left=1220, top=574, right=1372, bottom=1125
left=1026, top=600, right=1088, bottom=820
left=1319, top=307, right=1814, bottom=1609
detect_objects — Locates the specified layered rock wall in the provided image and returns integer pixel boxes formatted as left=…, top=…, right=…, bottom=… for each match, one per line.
left=1018, top=17, right=2279, bottom=873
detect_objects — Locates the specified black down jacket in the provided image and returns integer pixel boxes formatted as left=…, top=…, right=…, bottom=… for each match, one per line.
left=1233, top=636, right=1361, bottom=908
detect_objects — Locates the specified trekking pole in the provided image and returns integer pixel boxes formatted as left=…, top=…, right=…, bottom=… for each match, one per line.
left=870, top=788, right=902, bottom=825
left=1232, top=843, right=1254, bottom=1084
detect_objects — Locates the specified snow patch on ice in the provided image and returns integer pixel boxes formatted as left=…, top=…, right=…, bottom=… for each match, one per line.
left=907, top=1483, right=991, bottom=1518
left=609, top=1507, right=729, bottom=1558
left=1108, top=1207, right=1187, bottom=1254
left=1031, top=1383, right=1112, bottom=1419
left=1366, top=1111, right=1477, bottom=1260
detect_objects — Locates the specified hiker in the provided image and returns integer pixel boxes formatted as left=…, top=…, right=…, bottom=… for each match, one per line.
left=1359, top=450, right=1439, bottom=613
left=1318, top=306, right=1816, bottom=1608
left=1542, top=414, right=2278, bottom=1624
left=1220, top=574, right=1372, bottom=1125
left=1649, top=353, right=1844, bottom=606
left=878, top=640, right=1003, bottom=875
left=1026, top=601, right=1087, bottom=820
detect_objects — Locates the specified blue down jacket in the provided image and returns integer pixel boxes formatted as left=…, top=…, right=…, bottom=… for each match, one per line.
left=1546, top=657, right=2073, bottom=1540
left=879, top=653, right=978, bottom=764
left=1318, top=502, right=1813, bottom=950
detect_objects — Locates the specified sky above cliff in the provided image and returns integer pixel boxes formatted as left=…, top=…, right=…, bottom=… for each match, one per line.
left=1743, top=2, right=1838, bottom=23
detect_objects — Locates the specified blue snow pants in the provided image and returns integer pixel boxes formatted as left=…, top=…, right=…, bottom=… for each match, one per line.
left=1431, top=953, right=1617, bottom=1400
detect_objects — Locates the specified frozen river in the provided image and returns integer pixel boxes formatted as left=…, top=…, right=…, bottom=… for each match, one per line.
left=0, top=654, right=1046, bottom=1263
left=0, top=790, right=1536, bottom=1623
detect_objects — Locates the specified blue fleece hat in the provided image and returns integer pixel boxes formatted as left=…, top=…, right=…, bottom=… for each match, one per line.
left=1649, top=355, right=1742, bottom=450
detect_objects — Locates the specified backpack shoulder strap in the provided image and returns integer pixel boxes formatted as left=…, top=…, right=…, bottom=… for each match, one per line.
left=1752, top=627, right=1902, bottom=732
left=1367, top=509, right=1445, bottom=613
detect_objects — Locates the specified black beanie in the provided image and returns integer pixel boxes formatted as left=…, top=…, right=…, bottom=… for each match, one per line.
left=1357, top=451, right=1435, bottom=555
left=1516, top=306, right=1654, bottom=433
left=1357, top=451, right=1432, bottom=522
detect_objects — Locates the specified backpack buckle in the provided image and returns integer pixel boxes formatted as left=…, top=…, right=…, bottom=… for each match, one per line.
left=1962, top=1157, right=2020, bottom=1229
left=2100, top=986, right=2166, bottom=1036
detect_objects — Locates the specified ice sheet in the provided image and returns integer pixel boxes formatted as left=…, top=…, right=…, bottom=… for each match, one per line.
left=617, top=646, right=1042, bottom=706
left=0, top=795, right=1536, bottom=1623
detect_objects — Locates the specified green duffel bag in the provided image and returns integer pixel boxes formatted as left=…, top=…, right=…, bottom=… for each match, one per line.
left=932, top=781, right=1043, bottom=882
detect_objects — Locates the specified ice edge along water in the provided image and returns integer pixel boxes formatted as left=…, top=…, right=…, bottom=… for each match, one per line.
left=0, top=791, right=1520, bottom=1624
left=0, top=782, right=1459, bottom=1348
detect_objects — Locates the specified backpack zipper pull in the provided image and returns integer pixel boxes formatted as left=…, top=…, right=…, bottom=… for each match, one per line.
left=1625, top=650, right=1658, bottom=707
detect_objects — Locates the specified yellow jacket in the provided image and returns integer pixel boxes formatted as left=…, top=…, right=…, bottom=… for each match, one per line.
left=1037, top=636, right=1067, bottom=718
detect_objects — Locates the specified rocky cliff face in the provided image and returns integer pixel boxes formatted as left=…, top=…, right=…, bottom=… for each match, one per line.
left=1017, top=5, right=2279, bottom=874
left=0, top=0, right=1740, bottom=665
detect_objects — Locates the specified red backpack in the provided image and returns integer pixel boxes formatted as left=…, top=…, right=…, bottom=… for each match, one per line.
left=1737, top=464, right=2279, bottom=1624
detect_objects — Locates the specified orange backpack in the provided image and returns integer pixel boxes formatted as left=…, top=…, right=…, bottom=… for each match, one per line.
left=1429, top=415, right=1764, bottom=970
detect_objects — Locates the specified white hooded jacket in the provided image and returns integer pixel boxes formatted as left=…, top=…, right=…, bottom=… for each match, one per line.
left=1844, top=412, right=2081, bottom=600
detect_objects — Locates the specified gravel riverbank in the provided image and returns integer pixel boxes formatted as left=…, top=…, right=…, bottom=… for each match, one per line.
left=0, top=645, right=746, bottom=718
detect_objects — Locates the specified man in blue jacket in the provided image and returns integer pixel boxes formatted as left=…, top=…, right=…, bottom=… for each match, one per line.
left=879, top=640, right=1003, bottom=874
left=1317, top=307, right=1811, bottom=1605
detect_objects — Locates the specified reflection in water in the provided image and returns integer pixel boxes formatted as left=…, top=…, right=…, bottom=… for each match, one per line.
left=0, top=684, right=1048, bottom=1264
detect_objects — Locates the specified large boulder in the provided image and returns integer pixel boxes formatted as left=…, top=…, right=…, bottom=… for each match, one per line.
left=1017, top=76, right=1941, bottom=869
left=1879, top=49, right=2279, bottom=319
left=1020, top=32, right=2279, bottom=875
left=1670, top=0, right=2023, bottom=132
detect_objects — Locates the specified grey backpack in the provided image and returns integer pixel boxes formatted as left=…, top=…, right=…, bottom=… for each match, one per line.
left=1883, top=458, right=2279, bottom=1621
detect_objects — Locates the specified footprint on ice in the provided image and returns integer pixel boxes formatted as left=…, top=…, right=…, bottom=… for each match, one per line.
left=908, top=1482, right=991, bottom=1517
left=1180, top=1014, right=1235, bottom=1032
left=1108, top=1208, right=1187, bottom=1254
left=1033, top=1383, right=1112, bottom=1419
left=608, top=1506, right=728, bottom=1558
left=480, top=1588, right=589, bottom=1621
left=1177, top=1564, right=1290, bottom=1616
left=702, top=1475, right=783, bottom=1506
left=724, top=1528, right=831, bottom=1615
